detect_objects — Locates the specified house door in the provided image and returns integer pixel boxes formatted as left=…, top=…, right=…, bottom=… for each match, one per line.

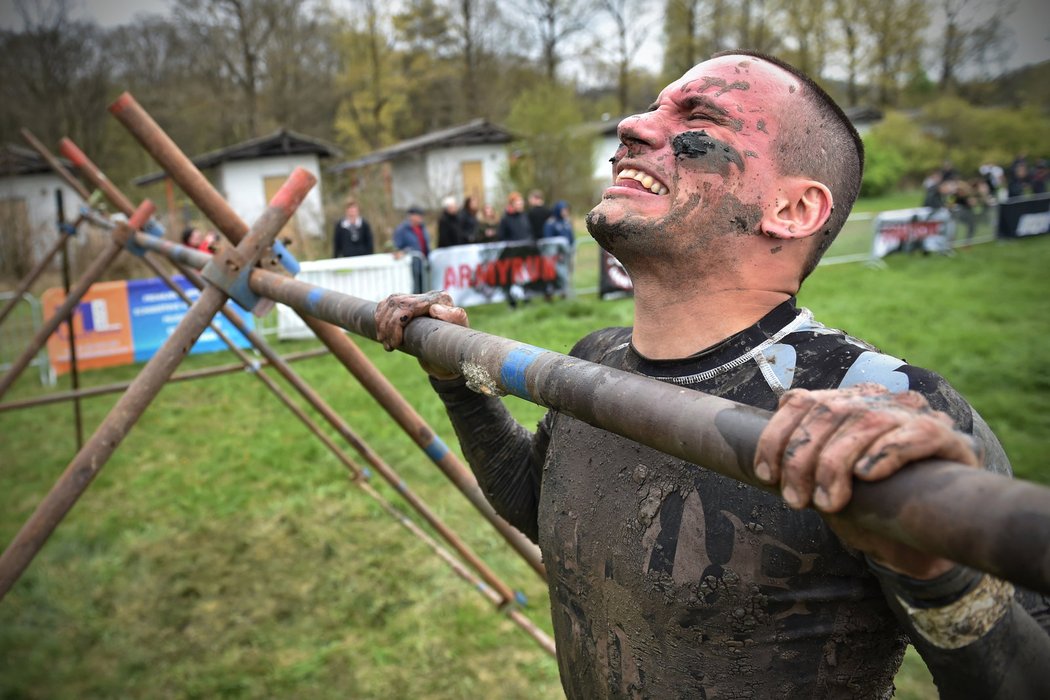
left=263, top=175, right=302, bottom=250
left=0, top=197, right=32, bottom=275
left=461, top=161, right=483, bottom=205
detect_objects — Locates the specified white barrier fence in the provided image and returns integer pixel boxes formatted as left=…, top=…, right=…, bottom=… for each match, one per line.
left=276, top=254, right=416, bottom=339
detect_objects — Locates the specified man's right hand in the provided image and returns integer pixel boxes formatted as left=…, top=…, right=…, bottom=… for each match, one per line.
left=374, top=291, right=470, bottom=380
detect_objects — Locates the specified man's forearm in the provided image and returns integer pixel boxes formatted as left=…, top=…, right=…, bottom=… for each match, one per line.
left=876, top=564, right=1050, bottom=698
left=430, top=376, right=545, bottom=543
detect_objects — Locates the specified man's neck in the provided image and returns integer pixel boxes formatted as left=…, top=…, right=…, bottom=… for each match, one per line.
left=631, top=284, right=792, bottom=359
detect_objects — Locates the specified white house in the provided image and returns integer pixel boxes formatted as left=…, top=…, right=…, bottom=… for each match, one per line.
left=135, top=129, right=340, bottom=243
left=329, top=120, right=515, bottom=211
left=0, top=144, right=86, bottom=269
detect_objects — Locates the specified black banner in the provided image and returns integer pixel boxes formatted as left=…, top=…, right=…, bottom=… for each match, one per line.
left=599, top=248, right=634, bottom=299
left=998, top=194, right=1050, bottom=239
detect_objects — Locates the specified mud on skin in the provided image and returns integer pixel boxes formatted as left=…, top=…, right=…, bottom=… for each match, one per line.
left=672, top=130, right=745, bottom=178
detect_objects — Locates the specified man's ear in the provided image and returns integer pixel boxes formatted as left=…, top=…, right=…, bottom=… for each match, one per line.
left=760, top=178, right=833, bottom=239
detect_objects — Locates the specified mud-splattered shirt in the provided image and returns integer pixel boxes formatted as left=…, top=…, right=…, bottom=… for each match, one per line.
left=432, top=299, right=1050, bottom=699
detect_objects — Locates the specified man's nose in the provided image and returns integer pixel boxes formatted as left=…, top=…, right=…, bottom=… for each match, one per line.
left=617, top=112, right=661, bottom=151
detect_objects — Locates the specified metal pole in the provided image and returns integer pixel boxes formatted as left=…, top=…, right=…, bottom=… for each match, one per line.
left=108, top=92, right=545, bottom=578
left=55, top=190, right=83, bottom=449
left=150, top=254, right=520, bottom=605
left=0, top=235, right=68, bottom=328
left=244, top=266, right=1050, bottom=595
left=0, top=169, right=316, bottom=600
left=0, top=205, right=152, bottom=400
left=0, top=349, right=327, bottom=413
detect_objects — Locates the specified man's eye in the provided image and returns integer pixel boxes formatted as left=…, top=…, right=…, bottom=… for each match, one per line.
left=688, top=113, right=711, bottom=121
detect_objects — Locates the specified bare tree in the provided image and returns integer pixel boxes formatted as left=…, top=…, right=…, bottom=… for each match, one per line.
left=174, top=0, right=291, bottom=138
left=831, top=0, right=869, bottom=106
left=517, top=0, right=599, bottom=81
left=599, top=0, right=654, bottom=114
left=0, top=0, right=111, bottom=158
left=936, top=0, right=1016, bottom=92
left=862, top=0, right=928, bottom=106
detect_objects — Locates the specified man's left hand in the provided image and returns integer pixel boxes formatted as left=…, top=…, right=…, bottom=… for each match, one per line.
left=754, top=383, right=981, bottom=580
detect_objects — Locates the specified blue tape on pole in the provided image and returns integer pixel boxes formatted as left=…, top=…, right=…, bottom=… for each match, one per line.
left=272, top=240, right=300, bottom=276
left=143, top=220, right=165, bottom=238
left=499, top=345, right=545, bottom=400
left=306, top=287, right=325, bottom=314
left=514, top=590, right=528, bottom=606
left=423, top=435, right=450, bottom=463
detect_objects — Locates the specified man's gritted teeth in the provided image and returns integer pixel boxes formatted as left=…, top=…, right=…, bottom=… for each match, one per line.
left=615, top=167, right=669, bottom=195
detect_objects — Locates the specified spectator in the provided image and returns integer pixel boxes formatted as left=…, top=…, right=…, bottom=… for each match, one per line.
left=393, top=205, right=431, bottom=293
left=181, top=226, right=203, bottom=249
left=332, top=198, right=374, bottom=257
left=1032, top=160, right=1048, bottom=195
left=526, top=189, right=551, bottom=240
left=458, top=196, right=480, bottom=244
left=498, top=191, right=531, bottom=242
left=437, top=196, right=463, bottom=248
left=1008, top=159, right=1031, bottom=198
left=477, top=204, right=500, bottom=242
left=542, top=199, right=574, bottom=250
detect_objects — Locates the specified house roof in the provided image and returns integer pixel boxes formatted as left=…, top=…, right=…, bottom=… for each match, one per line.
left=133, top=128, right=342, bottom=186
left=329, top=119, right=515, bottom=173
left=0, top=143, right=74, bottom=177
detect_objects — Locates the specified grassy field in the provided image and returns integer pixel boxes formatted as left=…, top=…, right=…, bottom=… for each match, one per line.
left=1, top=223, right=1047, bottom=698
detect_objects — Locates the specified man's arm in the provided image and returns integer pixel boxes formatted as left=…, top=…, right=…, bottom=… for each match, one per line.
left=374, top=292, right=547, bottom=541
left=754, top=384, right=1050, bottom=698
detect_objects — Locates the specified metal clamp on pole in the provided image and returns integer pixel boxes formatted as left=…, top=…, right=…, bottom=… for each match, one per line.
left=199, top=245, right=262, bottom=312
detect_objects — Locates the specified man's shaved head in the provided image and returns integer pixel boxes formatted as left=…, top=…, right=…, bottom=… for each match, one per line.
left=712, top=51, right=864, bottom=278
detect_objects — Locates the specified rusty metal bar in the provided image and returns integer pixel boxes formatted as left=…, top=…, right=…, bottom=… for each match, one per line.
left=0, top=203, right=154, bottom=400
left=109, top=92, right=545, bottom=579
left=0, top=235, right=68, bottom=328
left=21, top=129, right=91, bottom=200
left=150, top=252, right=520, bottom=605
left=62, top=133, right=533, bottom=603
left=244, top=267, right=1050, bottom=595
left=356, top=477, right=555, bottom=656
left=55, top=190, right=83, bottom=449
left=0, top=349, right=327, bottom=412
left=0, top=169, right=315, bottom=600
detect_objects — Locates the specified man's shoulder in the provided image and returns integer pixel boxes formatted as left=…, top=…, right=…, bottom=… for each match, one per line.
left=783, top=312, right=974, bottom=429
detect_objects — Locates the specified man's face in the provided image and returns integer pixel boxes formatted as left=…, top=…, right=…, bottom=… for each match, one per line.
left=509, top=195, right=524, bottom=212
left=587, top=55, right=799, bottom=266
left=410, top=213, right=424, bottom=226
left=346, top=204, right=359, bottom=220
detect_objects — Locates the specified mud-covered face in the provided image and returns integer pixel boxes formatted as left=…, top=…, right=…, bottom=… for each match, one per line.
left=587, top=55, right=800, bottom=264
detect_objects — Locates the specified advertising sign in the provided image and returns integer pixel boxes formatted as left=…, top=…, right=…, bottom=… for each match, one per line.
left=428, top=239, right=571, bottom=307
left=599, top=248, right=634, bottom=299
left=42, top=275, right=254, bottom=375
left=998, top=194, right=1050, bottom=239
left=871, top=207, right=951, bottom=258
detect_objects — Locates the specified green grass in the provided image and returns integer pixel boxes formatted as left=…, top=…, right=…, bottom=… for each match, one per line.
left=1, top=228, right=1048, bottom=698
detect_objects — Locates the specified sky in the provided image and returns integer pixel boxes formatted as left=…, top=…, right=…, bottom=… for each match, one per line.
left=1, top=0, right=1048, bottom=78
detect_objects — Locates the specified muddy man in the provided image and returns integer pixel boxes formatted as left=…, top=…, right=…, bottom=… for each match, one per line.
left=376, top=51, right=1050, bottom=698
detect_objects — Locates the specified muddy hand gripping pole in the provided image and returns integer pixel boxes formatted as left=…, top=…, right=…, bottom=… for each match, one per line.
left=108, top=92, right=545, bottom=579
left=0, top=169, right=315, bottom=600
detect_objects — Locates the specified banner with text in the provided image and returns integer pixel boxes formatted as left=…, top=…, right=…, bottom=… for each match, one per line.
left=599, top=248, right=634, bottom=299
left=42, top=275, right=254, bottom=375
left=871, top=207, right=952, bottom=258
left=998, top=194, right=1050, bottom=239
left=428, top=239, right=571, bottom=307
